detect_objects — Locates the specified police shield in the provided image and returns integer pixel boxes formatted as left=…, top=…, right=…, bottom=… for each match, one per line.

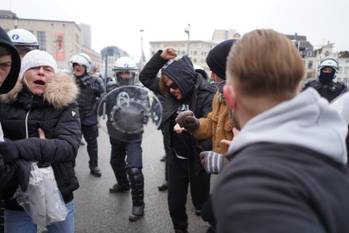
left=97, top=85, right=163, bottom=142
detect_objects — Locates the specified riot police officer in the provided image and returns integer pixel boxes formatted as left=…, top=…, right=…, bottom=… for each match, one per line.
left=106, top=57, right=146, bottom=222
left=304, top=57, right=347, bottom=102
left=69, top=53, right=104, bottom=177
left=7, top=28, right=40, bottom=58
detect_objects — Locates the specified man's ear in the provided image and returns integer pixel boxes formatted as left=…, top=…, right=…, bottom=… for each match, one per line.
left=223, top=84, right=236, bottom=110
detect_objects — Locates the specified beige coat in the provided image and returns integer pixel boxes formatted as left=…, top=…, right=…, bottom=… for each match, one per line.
left=193, top=91, right=234, bottom=154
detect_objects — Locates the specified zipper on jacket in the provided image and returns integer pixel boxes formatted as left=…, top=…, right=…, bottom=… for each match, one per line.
left=24, top=94, right=34, bottom=139
left=25, top=110, right=30, bottom=139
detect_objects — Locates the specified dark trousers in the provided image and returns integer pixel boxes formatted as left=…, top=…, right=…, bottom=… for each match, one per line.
left=201, top=196, right=216, bottom=231
left=109, top=137, right=144, bottom=206
left=81, top=124, right=99, bottom=168
left=167, top=155, right=210, bottom=231
left=109, top=137, right=143, bottom=170
left=162, top=129, right=171, bottom=182
left=0, top=199, right=3, bottom=233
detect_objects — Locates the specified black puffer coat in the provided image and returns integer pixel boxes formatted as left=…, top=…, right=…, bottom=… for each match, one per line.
left=0, top=73, right=81, bottom=210
left=303, top=79, right=347, bottom=102
left=75, top=74, right=105, bottom=126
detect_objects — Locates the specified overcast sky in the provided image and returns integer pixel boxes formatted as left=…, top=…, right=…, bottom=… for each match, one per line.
left=1, top=0, right=348, bottom=60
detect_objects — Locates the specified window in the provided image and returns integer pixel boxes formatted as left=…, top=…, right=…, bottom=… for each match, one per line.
left=37, top=31, right=46, bottom=50
left=307, top=61, right=313, bottom=69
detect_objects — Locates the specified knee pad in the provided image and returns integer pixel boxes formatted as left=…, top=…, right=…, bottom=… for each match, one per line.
left=128, top=168, right=143, bottom=183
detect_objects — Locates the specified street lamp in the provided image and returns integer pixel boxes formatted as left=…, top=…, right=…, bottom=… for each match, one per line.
left=184, top=24, right=190, bottom=56
left=139, top=29, right=146, bottom=68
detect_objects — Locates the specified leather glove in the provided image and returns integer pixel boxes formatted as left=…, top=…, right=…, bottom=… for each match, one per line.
left=200, top=151, right=224, bottom=174
left=175, top=110, right=199, bottom=132
left=15, top=160, right=31, bottom=192
left=0, top=140, right=19, bottom=163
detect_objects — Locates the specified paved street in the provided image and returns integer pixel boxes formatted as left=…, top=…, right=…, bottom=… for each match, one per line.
left=73, top=126, right=210, bottom=233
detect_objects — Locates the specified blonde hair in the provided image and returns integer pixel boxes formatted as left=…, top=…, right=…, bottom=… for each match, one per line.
left=226, top=29, right=305, bottom=100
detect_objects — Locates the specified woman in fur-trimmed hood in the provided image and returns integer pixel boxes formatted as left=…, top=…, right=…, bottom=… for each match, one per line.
left=0, top=50, right=81, bottom=233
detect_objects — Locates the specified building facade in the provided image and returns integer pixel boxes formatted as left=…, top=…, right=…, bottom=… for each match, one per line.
left=0, top=10, right=101, bottom=70
left=100, top=46, right=129, bottom=78
left=149, top=40, right=216, bottom=72
left=285, top=33, right=314, bottom=58
left=212, top=29, right=241, bottom=42
left=303, top=42, right=349, bottom=85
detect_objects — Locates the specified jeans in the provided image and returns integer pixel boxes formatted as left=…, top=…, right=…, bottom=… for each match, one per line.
left=4, top=201, right=75, bottom=233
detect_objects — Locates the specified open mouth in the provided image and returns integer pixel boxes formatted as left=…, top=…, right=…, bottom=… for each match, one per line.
left=34, top=80, right=46, bottom=86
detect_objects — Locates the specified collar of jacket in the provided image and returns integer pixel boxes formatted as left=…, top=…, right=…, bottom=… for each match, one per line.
left=76, top=74, right=94, bottom=86
left=0, top=73, right=79, bottom=109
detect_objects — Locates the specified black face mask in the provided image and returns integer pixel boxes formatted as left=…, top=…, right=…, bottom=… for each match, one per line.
left=319, top=69, right=335, bottom=84
left=117, top=76, right=135, bottom=86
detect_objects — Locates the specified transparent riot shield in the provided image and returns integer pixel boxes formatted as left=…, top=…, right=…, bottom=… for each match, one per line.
left=97, top=85, right=163, bottom=142
left=331, top=92, right=349, bottom=124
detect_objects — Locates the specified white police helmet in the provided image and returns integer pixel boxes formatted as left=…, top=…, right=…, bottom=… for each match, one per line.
left=69, top=53, right=93, bottom=74
left=113, top=57, right=138, bottom=72
left=7, top=28, right=39, bottom=48
left=112, top=57, right=138, bottom=85
left=318, top=57, right=339, bottom=72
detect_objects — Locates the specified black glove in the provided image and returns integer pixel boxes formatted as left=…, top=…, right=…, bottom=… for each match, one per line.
left=0, top=153, right=17, bottom=192
left=15, top=160, right=31, bottom=192
left=0, top=140, right=19, bottom=163
left=91, top=81, right=100, bottom=91
left=175, top=110, right=200, bottom=132
left=91, top=79, right=104, bottom=94
left=200, top=151, right=224, bottom=174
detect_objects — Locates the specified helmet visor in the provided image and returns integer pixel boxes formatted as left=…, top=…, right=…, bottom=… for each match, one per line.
left=16, top=45, right=39, bottom=57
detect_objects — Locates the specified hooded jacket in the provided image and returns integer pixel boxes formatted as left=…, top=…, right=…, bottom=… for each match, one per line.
left=161, top=56, right=197, bottom=100
left=212, top=88, right=349, bottom=233
left=139, top=50, right=215, bottom=161
left=0, top=73, right=81, bottom=210
left=0, top=26, right=20, bottom=94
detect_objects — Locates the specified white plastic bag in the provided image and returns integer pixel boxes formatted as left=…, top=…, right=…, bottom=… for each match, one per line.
left=15, top=162, right=68, bottom=226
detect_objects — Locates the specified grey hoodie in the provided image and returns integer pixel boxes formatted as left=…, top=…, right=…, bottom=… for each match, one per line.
left=229, top=88, right=348, bottom=164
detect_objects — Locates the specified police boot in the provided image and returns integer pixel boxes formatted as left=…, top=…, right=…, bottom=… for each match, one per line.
left=128, top=168, right=144, bottom=222
left=175, top=229, right=189, bottom=233
left=90, top=166, right=102, bottom=177
left=110, top=168, right=130, bottom=193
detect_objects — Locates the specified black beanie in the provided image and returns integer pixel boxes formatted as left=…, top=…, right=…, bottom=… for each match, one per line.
left=206, top=39, right=235, bottom=80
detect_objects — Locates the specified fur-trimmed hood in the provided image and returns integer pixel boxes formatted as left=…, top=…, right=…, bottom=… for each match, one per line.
left=0, top=72, right=79, bottom=109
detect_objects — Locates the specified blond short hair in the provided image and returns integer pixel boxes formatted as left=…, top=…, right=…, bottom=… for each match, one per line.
left=226, top=29, right=305, bottom=100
